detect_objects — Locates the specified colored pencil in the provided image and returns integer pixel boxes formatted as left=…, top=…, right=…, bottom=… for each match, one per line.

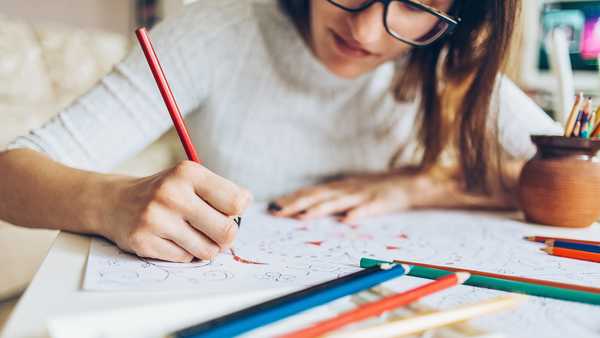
left=546, top=240, right=600, bottom=254
left=360, top=258, right=600, bottom=305
left=580, top=98, right=592, bottom=138
left=135, top=27, right=200, bottom=163
left=278, top=272, right=470, bottom=338
left=573, top=116, right=582, bottom=137
left=525, top=236, right=600, bottom=246
left=172, top=264, right=410, bottom=338
left=590, top=120, right=600, bottom=138
left=543, top=246, right=600, bottom=263
left=362, top=257, right=600, bottom=293
left=326, top=294, right=526, bottom=338
left=135, top=27, right=240, bottom=227
left=564, top=93, right=583, bottom=137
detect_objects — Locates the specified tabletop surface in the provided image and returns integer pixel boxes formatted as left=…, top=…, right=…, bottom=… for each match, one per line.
left=3, top=212, right=600, bottom=338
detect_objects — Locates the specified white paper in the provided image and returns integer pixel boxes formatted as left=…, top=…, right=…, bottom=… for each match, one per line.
left=84, top=205, right=600, bottom=292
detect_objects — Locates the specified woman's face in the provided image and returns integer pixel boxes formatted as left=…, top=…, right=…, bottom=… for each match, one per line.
left=309, top=0, right=454, bottom=78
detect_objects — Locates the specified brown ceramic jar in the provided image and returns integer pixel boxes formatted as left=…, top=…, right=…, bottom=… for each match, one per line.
left=518, top=135, right=600, bottom=228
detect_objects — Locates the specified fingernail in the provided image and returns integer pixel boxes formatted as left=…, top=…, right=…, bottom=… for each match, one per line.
left=234, top=216, right=242, bottom=228
left=267, top=202, right=282, bottom=212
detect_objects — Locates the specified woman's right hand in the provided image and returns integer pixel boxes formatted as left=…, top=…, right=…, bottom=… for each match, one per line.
left=96, top=161, right=252, bottom=262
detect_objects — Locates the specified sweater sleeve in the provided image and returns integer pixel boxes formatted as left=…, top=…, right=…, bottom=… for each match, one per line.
left=5, top=0, right=250, bottom=172
left=494, top=76, right=563, bottom=160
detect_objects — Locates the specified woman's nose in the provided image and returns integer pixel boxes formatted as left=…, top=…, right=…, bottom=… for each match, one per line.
left=347, top=2, right=387, bottom=45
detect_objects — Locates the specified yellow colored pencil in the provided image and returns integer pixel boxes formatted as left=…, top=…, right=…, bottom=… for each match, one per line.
left=564, top=93, right=583, bottom=137
left=325, top=294, right=527, bottom=338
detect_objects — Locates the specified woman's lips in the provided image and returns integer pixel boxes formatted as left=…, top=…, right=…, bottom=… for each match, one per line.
left=330, top=30, right=376, bottom=58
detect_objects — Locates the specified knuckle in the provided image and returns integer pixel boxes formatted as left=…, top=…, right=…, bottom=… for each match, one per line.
left=229, top=191, right=249, bottom=214
left=172, top=161, right=197, bottom=178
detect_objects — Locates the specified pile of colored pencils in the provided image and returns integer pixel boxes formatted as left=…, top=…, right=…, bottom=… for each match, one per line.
left=526, top=236, right=600, bottom=263
left=564, top=93, right=600, bottom=138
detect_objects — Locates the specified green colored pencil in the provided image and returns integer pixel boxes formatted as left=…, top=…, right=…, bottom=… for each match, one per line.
left=360, top=258, right=600, bottom=306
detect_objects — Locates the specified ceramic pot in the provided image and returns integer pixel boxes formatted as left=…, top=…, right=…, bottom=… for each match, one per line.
left=518, top=135, right=600, bottom=228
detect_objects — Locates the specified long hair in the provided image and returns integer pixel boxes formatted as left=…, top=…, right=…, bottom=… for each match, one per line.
left=279, top=0, right=520, bottom=193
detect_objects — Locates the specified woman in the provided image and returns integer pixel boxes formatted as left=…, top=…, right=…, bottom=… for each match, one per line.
left=0, top=0, right=559, bottom=262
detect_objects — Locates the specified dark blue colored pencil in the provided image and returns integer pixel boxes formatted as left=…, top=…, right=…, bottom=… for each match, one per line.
left=173, top=263, right=409, bottom=338
left=548, top=240, right=600, bottom=254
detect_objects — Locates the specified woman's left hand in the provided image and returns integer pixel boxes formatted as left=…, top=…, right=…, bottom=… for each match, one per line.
left=268, top=170, right=434, bottom=223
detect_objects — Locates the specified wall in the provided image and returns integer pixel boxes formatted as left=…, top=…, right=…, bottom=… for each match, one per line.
left=0, top=0, right=133, bottom=36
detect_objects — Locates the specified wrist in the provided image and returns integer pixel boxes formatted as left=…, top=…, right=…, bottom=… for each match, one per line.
left=407, top=172, right=458, bottom=209
left=80, top=174, right=129, bottom=238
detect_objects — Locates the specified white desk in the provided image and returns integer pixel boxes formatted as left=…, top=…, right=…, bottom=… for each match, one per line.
left=3, top=214, right=600, bottom=338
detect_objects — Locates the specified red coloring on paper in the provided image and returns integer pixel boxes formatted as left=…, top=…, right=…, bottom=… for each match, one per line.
left=305, top=241, right=324, bottom=247
left=230, top=249, right=266, bottom=265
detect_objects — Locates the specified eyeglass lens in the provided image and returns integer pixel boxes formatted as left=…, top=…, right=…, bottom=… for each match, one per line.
left=331, top=0, right=453, bottom=45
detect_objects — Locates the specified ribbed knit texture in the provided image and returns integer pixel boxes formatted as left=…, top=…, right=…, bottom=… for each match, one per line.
left=6, top=0, right=561, bottom=201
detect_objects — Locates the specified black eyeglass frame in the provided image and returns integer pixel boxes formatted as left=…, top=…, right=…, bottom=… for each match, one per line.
left=326, top=0, right=461, bottom=47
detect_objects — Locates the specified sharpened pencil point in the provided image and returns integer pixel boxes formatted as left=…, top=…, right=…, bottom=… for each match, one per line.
left=456, top=272, right=471, bottom=284
left=542, top=247, right=553, bottom=254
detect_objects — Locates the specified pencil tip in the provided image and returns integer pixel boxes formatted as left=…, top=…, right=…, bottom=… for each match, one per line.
left=541, top=247, right=553, bottom=254
left=400, top=264, right=411, bottom=273
left=456, top=272, right=471, bottom=284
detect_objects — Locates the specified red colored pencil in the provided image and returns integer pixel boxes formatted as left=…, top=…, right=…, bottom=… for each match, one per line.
left=525, top=236, right=600, bottom=246
left=136, top=27, right=241, bottom=226
left=278, top=272, right=470, bottom=338
left=135, top=27, right=200, bottom=163
left=543, top=247, right=600, bottom=263
left=392, top=259, right=600, bottom=293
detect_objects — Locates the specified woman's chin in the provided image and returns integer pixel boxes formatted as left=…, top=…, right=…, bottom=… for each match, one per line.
left=324, top=61, right=371, bottom=79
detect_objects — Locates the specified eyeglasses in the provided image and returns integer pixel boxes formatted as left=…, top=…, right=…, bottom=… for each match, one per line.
left=326, top=0, right=461, bottom=47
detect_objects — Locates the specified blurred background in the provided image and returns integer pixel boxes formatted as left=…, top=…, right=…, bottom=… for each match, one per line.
left=1, top=0, right=600, bottom=331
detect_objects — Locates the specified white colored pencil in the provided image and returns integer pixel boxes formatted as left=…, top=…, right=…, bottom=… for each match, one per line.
left=326, top=294, right=527, bottom=338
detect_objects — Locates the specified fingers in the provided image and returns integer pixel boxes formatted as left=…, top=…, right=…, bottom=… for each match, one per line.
left=341, top=199, right=391, bottom=223
left=161, top=219, right=222, bottom=260
left=271, top=187, right=342, bottom=217
left=298, top=194, right=368, bottom=220
left=174, top=161, right=252, bottom=216
left=129, top=234, right=193, bottom=263
left=342, top=192, right=410, bottom=223
left=179, top=193, right=239, bottom=249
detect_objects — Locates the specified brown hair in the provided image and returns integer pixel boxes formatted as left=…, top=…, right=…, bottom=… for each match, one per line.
left=279, top=0, right=521, bottom=193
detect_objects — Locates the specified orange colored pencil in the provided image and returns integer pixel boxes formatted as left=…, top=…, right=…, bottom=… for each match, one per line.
left=278, top=272, right=470, bottom=338
left=543, top=247, right=600, bottom=263
left=525, top=236, right=600, bottom=246
left=564, top=93, right=583, bottom=137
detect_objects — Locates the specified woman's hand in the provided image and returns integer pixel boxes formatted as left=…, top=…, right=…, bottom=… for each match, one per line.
left=268, top=170, right=431, bottom=223
left=97, top=161, right=252, bottom=262
left=269, top=167, right=519, bottom=222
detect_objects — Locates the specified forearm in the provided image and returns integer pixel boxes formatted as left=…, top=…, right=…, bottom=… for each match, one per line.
left=0, top=149, right=115, bottom=234
left=411, top=160, right=525, bottom=211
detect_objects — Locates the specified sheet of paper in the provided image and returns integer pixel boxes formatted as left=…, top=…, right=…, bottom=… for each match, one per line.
left=84, top=204, right=600, bottom=292
left=80, top=205, right=600, bottom=338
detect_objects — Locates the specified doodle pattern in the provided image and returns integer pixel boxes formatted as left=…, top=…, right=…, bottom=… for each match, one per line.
left=85, top=205, right=600, bottom=292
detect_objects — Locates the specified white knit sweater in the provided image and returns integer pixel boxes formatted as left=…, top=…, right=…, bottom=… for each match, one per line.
left=6, top=0, right=561, bottom=201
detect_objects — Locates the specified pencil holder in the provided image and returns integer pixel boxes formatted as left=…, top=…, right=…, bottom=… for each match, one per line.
left=518, top=135, right=600, bottom=228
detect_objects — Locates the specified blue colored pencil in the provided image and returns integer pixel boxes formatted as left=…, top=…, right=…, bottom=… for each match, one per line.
left=547, top=240, right=600, bottom=254
left=173, top=263, right=410, bottom=338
